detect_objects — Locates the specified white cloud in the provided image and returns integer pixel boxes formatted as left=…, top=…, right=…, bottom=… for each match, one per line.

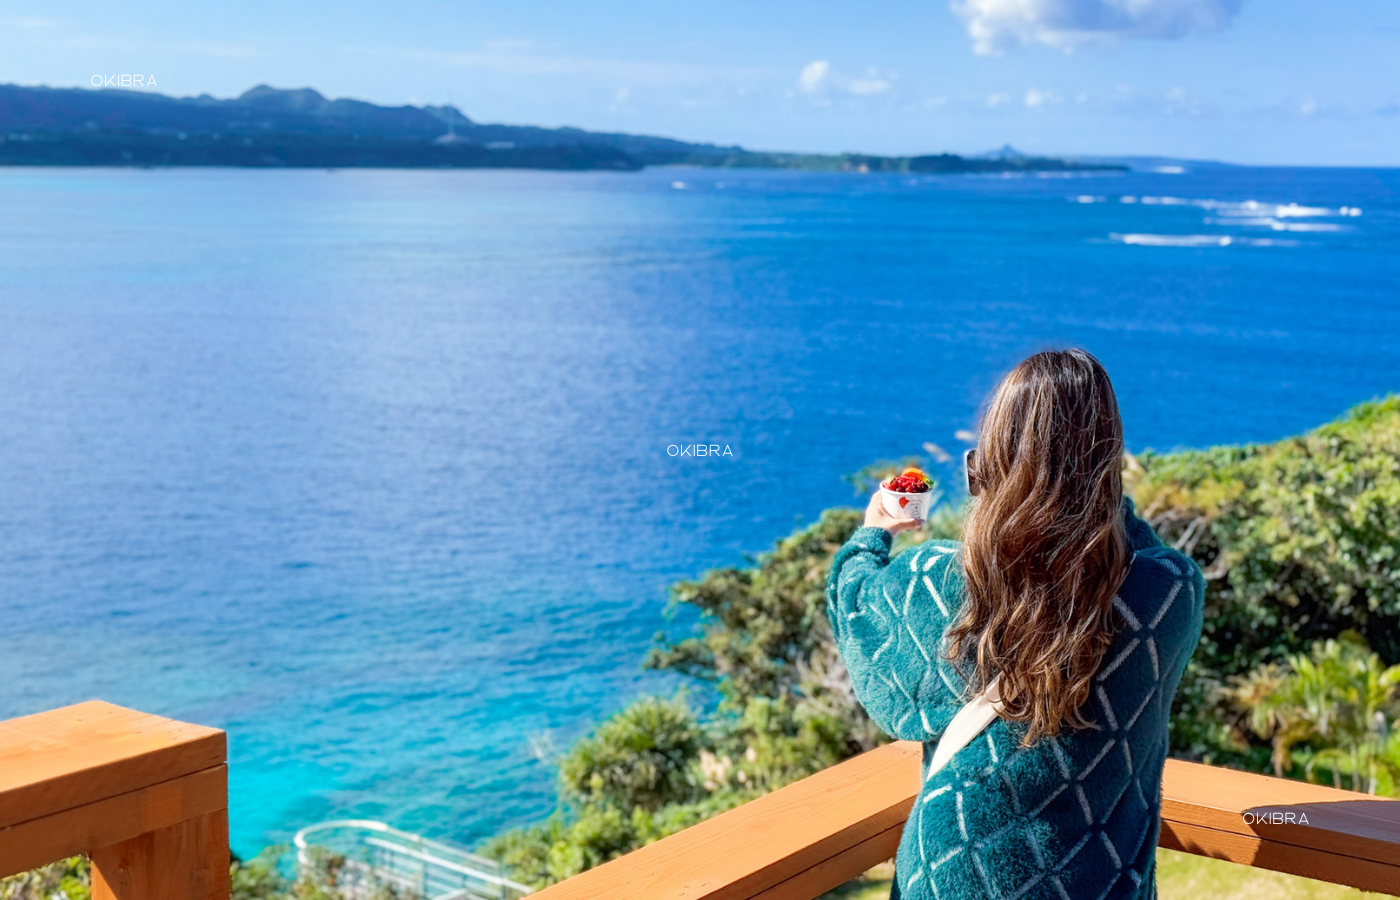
left=953, top=0, right=1245, bottom=55
left=849, top=72, right=893, bottom=95
left=609, top=87, right=634, bottom=113
left=1024, top=87, right=1059, bottom=108
left=1163, top=85, right=1203, bottom=115
left=798, top=60, right=831, bottom=93
left=796, top=61, right=893, bottom=97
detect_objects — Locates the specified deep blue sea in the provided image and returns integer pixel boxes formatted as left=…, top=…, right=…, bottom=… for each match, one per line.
left=1, top=164, right=1397, bottom=857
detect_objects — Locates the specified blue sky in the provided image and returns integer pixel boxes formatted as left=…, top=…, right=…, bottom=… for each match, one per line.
left=5, top=0, right=1399, bottom=165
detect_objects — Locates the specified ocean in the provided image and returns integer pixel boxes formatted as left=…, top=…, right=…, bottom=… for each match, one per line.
left=0, top=163, right=1396, bottom=857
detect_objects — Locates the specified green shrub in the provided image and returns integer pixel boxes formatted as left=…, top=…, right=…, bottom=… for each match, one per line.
left=230, top=846, right=289, bottom=899
left=557, top=695, right=704, bottom=812
left=1222, top=631, right=1400, bottom=794
left=0, top=857, right=90, bottom=900
left=1131, top=396, right=1400, bottom=757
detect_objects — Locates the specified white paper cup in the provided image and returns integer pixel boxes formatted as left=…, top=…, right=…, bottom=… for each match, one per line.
left=881, top=486, right=932, bottom=521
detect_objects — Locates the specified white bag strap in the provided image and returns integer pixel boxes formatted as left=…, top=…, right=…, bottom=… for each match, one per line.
left=928, top=675, right=1003, bottom=776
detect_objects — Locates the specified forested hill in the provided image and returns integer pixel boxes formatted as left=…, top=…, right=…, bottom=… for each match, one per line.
left=0, top=83, right=1128, bottom=173
left=0, top=83, right=719, bottom=162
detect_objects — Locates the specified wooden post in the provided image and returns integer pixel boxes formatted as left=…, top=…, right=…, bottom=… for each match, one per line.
left=92, top=810, right=230, bottom=900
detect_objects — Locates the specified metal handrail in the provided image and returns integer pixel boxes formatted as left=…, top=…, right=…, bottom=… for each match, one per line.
left=294, top=819, right=532, bottom=899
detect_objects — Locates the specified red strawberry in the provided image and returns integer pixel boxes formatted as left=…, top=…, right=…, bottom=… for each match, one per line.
left=886, top=468, right=931, bottom=494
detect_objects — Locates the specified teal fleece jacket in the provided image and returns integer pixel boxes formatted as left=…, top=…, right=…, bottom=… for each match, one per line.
left=825, top=500, right=1204, bottom=900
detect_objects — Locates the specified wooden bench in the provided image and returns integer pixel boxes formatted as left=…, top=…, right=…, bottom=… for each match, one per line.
left=0, top=701, right=229, bottom=899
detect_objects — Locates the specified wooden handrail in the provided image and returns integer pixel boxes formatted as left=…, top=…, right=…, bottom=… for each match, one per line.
left=5, top=705, right=1398, bottom=899
left=531, top=741, right=921, bottom=900
left=0, top=701, right=229, bottom=900
left=533, top=741, right=1400, bottom=899
left=1161, top=758, right=1400, bottom=893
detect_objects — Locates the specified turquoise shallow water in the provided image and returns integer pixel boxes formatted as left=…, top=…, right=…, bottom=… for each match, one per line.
left=0, top=164, right=1397, bottom=856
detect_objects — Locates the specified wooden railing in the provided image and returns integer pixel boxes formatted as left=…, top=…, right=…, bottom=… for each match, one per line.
left=1159, top=758, right=1400, bottom=891
left=4, top=704, right=1400, bottom=899
left=533, top=741, right=1400, bottom=900
left=0, top=701, right=229, bottom=900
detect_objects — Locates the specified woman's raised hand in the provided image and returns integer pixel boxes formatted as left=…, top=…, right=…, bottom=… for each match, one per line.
left=863, top=491, right=924, bottom=534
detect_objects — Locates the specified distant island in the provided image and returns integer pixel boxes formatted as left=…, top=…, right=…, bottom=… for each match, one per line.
left=0, top=84, right=1128, bottom=174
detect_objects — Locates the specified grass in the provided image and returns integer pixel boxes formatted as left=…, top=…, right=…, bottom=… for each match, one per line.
left=1155, top=848, right=1396, bottom=899
left=820, top=862, right=894, bottom=900
left=820, top=851, right=1399, bottom=900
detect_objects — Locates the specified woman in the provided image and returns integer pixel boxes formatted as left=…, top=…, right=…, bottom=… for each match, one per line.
left=826, top=349, right=1203, bottom=900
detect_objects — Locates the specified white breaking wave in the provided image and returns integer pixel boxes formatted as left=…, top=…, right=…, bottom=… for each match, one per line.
left=1205, top=218, right=1346, bottom=232
left=1274, top=202, right=1331, bottom=218
left=1113, top=233, right=1233, bottom=247
left=1270, top=222, right=1345, bottom=232
left=1077, top=195, right=1363, bottom=220
left=1110, top=233, right=1300, bottom=248
left=1191, top=198, right=1360, bottom=219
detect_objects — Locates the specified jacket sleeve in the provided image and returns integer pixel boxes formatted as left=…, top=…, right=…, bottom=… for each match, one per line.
left=1123, top=496, right=1164, bottom=552
left=1131, top=540, right=1207, bottom=688
left=825, top=526, right=965, bottom=742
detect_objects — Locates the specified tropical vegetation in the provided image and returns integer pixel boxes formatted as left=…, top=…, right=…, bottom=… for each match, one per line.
left=1130, top=396, right=1400, bottom=765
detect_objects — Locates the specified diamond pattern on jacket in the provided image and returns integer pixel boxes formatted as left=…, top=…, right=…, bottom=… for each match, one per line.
left=827, top=530, right=1204, bottom=900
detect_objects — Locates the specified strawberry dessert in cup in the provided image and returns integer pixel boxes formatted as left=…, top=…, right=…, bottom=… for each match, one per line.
left=879, top=467, right=934, bottom=521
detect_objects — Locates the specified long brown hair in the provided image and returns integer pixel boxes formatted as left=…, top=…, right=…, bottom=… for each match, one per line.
left=946, top=349, right=1131, bottom=746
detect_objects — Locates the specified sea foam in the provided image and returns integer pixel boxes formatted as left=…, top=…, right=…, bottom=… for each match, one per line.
left=1077, top=195, right=1363, bottom=220
left=1110, top=233, right=1300, bottom=248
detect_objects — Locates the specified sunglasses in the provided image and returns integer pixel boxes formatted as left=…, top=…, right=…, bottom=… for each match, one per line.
left=964, top=447, right=980, bottom=497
